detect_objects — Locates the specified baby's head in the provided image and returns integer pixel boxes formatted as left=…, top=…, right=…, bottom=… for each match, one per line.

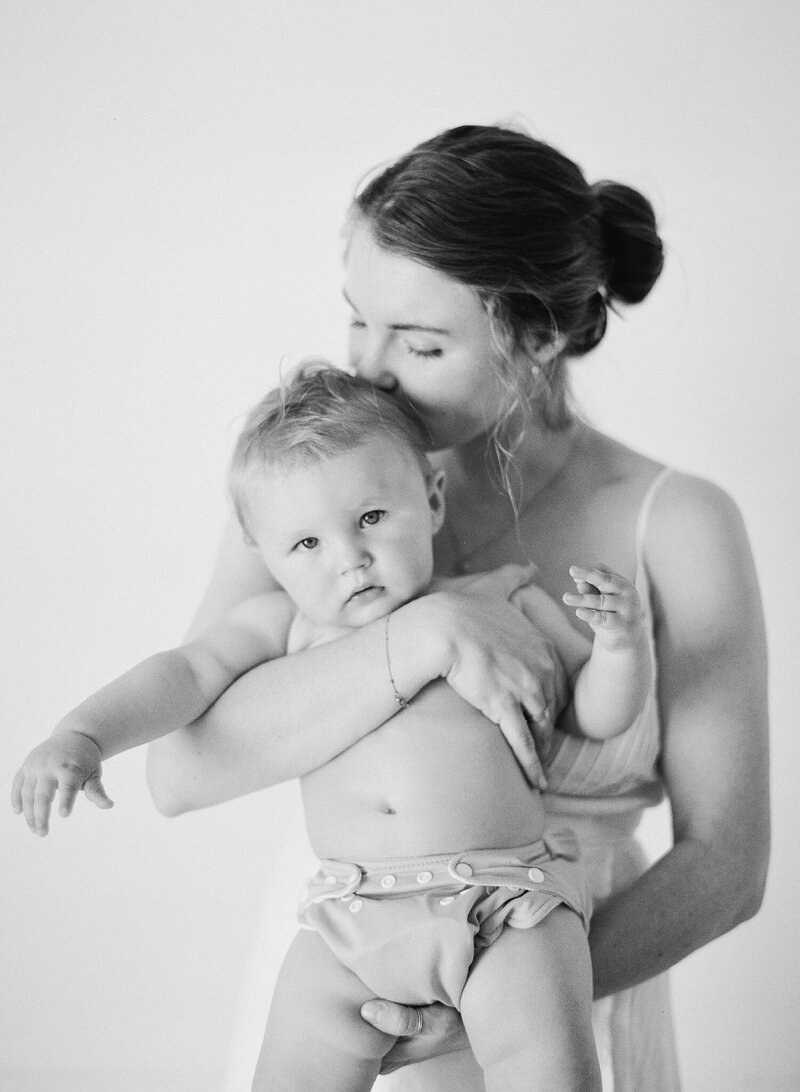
left=230, top=364, right=446, bottom=627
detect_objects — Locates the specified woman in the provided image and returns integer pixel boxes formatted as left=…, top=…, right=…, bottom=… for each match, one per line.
left=146, top=125, right=769, bottom=1090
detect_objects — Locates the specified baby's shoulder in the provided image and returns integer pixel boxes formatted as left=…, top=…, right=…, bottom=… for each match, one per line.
left=287, top=611, right=354, bottom=655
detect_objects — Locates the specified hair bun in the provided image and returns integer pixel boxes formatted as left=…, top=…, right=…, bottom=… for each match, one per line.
left=592, top=181, right=664, bottom=305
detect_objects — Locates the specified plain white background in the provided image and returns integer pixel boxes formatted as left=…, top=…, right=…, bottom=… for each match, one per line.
left=2, top=2, right=798, bottom=1089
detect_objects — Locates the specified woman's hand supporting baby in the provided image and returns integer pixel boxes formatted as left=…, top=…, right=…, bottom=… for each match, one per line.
left=388, top=563, right=566, bottom=790
left=360, top=999, right=468, bottom=1075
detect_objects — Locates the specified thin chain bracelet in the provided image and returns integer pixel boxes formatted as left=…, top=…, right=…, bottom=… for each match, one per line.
left=384, top=613, right=410, bottom=709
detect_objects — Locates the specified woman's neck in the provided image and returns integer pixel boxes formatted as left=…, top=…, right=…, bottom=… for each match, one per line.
left=435, top=413, right=587, bottom=576
left=443, top=413, right=583, bottom=509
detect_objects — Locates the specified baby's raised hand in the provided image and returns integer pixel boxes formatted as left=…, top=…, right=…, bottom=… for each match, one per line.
left=11, top=730, right=114, bottom=836
left=562, top=564, right=645, bottom=650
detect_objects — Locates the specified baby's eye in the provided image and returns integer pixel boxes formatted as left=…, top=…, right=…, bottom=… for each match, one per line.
left=349, top=318, right=366, bottom=330
left=360, top=510, right=385, bottom=527
left=295, top=537, right=319, bottom=551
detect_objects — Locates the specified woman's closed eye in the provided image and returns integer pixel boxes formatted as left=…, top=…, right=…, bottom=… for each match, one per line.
left=360, top=509, right=386, bottom=527
left=403, top=340, right=442, bottom=359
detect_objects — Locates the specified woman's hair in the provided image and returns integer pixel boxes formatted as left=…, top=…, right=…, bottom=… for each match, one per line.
left=352, top=124, right=664, bottom=440
left=229, top=362, right=431, bottom=543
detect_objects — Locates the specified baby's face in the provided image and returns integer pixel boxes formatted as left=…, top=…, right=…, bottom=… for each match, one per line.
left=248, top=436, right=445, bottom=628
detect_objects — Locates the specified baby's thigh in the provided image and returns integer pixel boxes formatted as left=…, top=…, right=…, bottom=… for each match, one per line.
left=253, top=928, right=397, bottom=1092
left=460, top=907, right=599, bottom=1092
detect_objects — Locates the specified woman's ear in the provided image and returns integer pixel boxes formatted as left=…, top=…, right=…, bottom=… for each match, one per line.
left=427, top=468, right=447, bottom=534
left=530, top=332, right=568, bottom=367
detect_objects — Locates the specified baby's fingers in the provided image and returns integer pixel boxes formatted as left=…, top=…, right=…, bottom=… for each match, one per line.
left=564, top=565, right=641, bottom=625
left=30, top=777, right=58, bottom=836
left=10, top=769, right=25, bottom=816
left=82, top=774, right=114, bottom=812
left=568, top=564, right=629, bottom=593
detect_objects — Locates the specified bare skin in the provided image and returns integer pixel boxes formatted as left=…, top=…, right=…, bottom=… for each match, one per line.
left=144, top=232, right=769, bottom=1081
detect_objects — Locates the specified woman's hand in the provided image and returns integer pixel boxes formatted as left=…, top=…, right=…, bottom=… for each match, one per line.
left=394, top=564, right=566, bottom=788
left=360, top=999, right=468, bottom=1074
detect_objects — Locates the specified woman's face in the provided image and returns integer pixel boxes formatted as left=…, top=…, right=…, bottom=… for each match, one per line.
left=343, top=222, right=512, bottom=451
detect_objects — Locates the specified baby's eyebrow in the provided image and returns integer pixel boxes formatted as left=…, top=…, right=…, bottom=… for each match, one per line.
left=342, top=289, right=452, bottom=337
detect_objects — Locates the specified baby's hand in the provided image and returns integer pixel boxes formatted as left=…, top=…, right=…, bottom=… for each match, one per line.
left=11, top=729, right=114, bottom=836
left=562, top=564, right=645, bottom=651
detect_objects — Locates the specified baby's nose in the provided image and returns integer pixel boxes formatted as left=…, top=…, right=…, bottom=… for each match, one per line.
left=339, top=543, right=372, bottom=574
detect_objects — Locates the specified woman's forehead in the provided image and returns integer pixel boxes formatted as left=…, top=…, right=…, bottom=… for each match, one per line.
left=344, top=223, right=480, bottom=325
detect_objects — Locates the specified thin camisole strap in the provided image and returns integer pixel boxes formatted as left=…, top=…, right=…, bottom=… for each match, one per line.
left=635, top=466, right=674, bottom=571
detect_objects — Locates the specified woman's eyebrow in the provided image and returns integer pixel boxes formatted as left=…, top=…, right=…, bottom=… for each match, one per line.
left=342, top=289, right=452, bottom=336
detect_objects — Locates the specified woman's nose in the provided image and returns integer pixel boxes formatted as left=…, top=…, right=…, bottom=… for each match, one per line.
left=351, top=335, right=399, bottom=391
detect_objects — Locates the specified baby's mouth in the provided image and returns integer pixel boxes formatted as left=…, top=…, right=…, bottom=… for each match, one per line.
left=346, top=584, right=383, bottom=604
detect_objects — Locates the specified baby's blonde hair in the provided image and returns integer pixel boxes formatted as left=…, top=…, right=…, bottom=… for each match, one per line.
left=229, top=362, right=431, bottom=544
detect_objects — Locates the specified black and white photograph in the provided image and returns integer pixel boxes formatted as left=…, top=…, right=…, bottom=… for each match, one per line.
left=3, top=3, right=798, bottom=1089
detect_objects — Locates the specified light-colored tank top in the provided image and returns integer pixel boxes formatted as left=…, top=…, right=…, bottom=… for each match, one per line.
left=544, top=466, right=672, bottom=812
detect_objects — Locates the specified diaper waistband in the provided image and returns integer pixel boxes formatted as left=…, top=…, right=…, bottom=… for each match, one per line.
left=303, top=829, right=580, bottom=904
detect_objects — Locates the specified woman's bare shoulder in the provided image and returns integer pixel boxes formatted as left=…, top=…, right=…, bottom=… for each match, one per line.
left=579, top=427, right=664, bottom=491
left=644, top=470, right=747, bottom=550
left=640, top=469, right=757, bottom=620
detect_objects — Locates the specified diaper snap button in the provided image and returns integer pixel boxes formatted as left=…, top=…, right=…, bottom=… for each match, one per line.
left=324, top=875, right=337, bottom=886
left=527, top=867, right=545, bottom=883
left=380, top=874, right=397, bottom=889
left=439, top=896, right=455, bottom=906
left=455, top=862, right=473, bottom=879
left=349, top=898, right=364, bottom=913
left=416, top=870, right=433, bottom=884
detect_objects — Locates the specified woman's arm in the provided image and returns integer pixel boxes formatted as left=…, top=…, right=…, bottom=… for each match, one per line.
left=147, top=602, right=436, bottom=814
left=588, top=474, right=769, bottom=996
left=146, top=549, right=564, bottom=814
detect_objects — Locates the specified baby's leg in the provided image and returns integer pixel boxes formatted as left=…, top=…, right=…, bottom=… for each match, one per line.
left=252, top=928, right=397, bottom=1092
left=459, top=906, right=600, bottom=1092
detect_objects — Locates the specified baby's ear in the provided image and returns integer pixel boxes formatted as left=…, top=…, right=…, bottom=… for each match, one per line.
left=427, top=468, right=447, bottom=534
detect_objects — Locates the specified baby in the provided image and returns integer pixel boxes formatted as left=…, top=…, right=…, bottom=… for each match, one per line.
left=13, top=365, right=651, bottom=1092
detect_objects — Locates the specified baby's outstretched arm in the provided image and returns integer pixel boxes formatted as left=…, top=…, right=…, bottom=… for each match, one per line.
left=11, top=591, right=296, bottom=835
left=561, top=564, right=651, bottom=739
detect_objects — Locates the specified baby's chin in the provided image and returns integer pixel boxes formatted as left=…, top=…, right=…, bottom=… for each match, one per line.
left=306, top=588, right=419, bottom=630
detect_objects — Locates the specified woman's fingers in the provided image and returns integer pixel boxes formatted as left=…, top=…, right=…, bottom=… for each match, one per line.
left=525, top=702, right=556, bottom=766
left=360, top=1000, right=467, bottom=1074
left=361, top=998, right=425, bottom=1037
left=495, top=701, right=547, bottom=790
